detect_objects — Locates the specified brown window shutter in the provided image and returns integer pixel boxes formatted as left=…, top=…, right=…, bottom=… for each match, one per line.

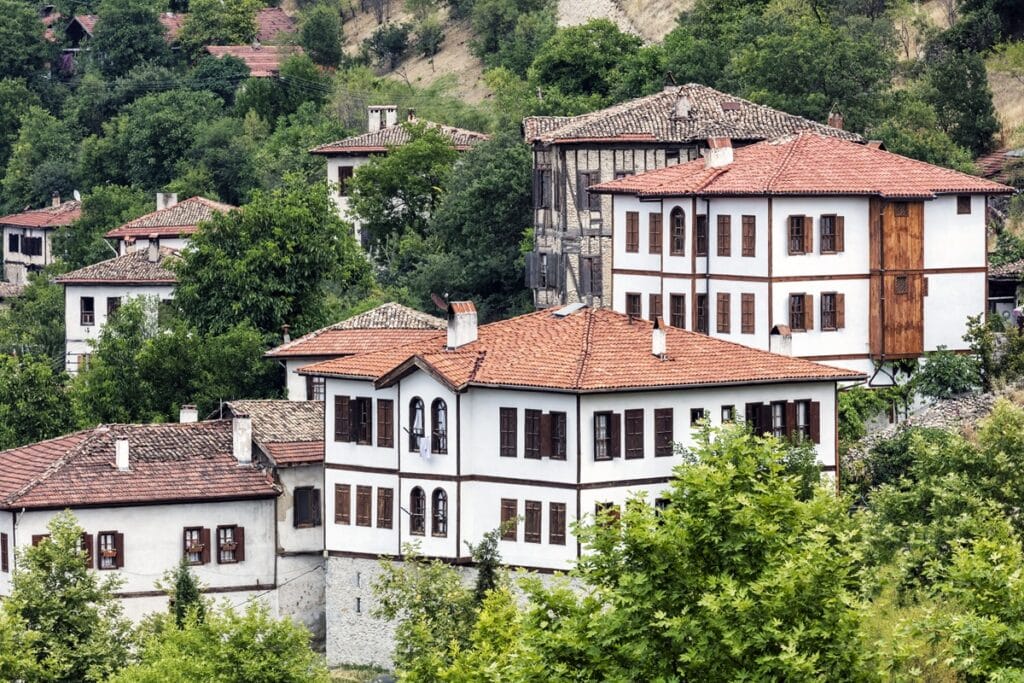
left=234, top=527, right=245, bottom=562
left=31, top=534, right=44, bottom=546
left=200, top=528, right=211, bottom=564
left=335, top=484, right=351, bottom=524
left=626, top=212, right=639, bottom=252
left=500, top=499, right=517, bottom=540
left=549, top=503, right=566, bottom=545
left=836, top=293, right=845, bottom=329
left=312, top=489, right=322, bottom=525
left=785, top=402, right=797, bottom=439
left=539, top=413, right=552, bottom=458
left=758, top=404, right=771, bottom=435
left=609, top=413, right=621, bottom=458
left=0, top=533, right=7, bottom=572
left=649, top=213, right=662, bottom=254
left=305, top=376, right=314, bottom=400
left=579, top=256, right=591, bottom=295
left=365, top=399, right=373, bottom=444
left=82, top=533, right=94, bottom=568
left=809, top=401, right=821, bottom=444
left=115, top=532, right=125, bottom=568
left=717, top=293, right=730, bottom=333
left=835, top=216, right=845, bottom=252
left=804, top=294, right=814, bottom=330
left=802, top=216, right=813, bottom=253
left=334, top=396, right=350, bottom=442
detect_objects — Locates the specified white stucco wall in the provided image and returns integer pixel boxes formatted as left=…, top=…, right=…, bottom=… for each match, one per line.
left=119, top=236, right=189, bottom=256
left=3, top=225, right=57, bottom=285
left=770, top=197, right=872, bottom=279
left=0, top=510, right=13, bottom=596
left=924, top=195, right=986, bottom=270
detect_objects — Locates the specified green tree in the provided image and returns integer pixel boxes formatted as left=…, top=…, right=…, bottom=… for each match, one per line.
left=300, top=4, right=344, bottom=67
left=163, top=559, right=206, bottom=628
left=174, top=175, right=370, bottom=337
left=187, top=55, right=251, bottom=107
left=0, top=611, right=39, bottom=682
left=1, top=105, right=74, bottom=212
left=923, top=47, right=999, bottom=156
left=865, top=91, right=976, bottom=172
left=4, top=510, right=130, bottom=682
left=236, top=54, right=330, bottom=127
left=364, top=22, right=411, bottom=70
left=177, top=116, right=258, bottom=205
left=90, top=0, right=171, bottom=78
left=0, top=79, right=40, bottom=173
left=252, top=101, right=350, bottom=187
left=112, top=603, right=328, bottom=683
left=413, top=16, right=445, bottom=59
left=53, top=184, right=150, bottom=270
left=0, top=355, right=73, bottom=451
left=488, top=9, right=556, bottom=76
left=913, top=345, right=981, bottom=400
left=0, top=268, right=67, bottom=369
left=0, top=0, right=51, bottom=82
left=177, top=0, right=261, bottom=56
left=469, top=0, right=552, bottom=67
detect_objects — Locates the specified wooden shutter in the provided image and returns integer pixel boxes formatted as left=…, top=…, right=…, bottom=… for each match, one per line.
left=649, top=213, right=662, bottom=254
left=626, top=212, right=639, bottom=252
left=591, top=256, right=603, bottom=293
left=363, top=399, right=373, bottom=444
left=803, top=294, right=814, bottom=330
left=0, top=532, right=7, bottom=572
left=654, top=408, right=673, bottom=457
left=114, top=532, right=125, bottom=568
left=579, top=256, right=591, bottom=296
left=539, top=413, right=552, bottom=458
left=649, top=293, right=662, bottom=322
left=525, top=252, right=538, bottom=288
left=802, top=216, right=813, bottom=253
left=717, top=293, right=730, bottom=333
left=335, top=484, right=351, bottom=524
left=717, top=215, right=731, bottom=256
left=758, top=404, right=771, bottom=435
left=334, top=396, right=350, bottom=442
left=200, top=528, right=211, bottom=564
left=609, top=413, right=621, bottom=458
left=311, top=489, right=322, bottom=525
left=377, top=488, right=393, bottom=529
left=785, top=402, right=797, bottom=439
left=377, top=399, right=393, bottom=448
left=305, top=376, right=314, bottom=400
left=809, top=401, right=821, bottom=444
left=500, top=499, right=517, bottom=540
left=836, top=293, right=845, bottom=329
left=835, top=216, right=845, bottom=252
left=81, top=533, right=94, bottom=568
left=356, top=486, right=372, bottom=526
left=234, top=527, right=245, bottom=562
left=524, top=501, right=542, bottom=543
left=576, top=171, right=586, bottom=209
left=549, top=503, right=566, bottom=545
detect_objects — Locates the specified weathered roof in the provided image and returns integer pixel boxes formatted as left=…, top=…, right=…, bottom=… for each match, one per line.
left=523, top=84, right=863, bottom=145
left=0, top=282, right=26, bottom=299
left=104, top=196, right=234, bottom=239
left=592, top=133, right=1013, bottom=199
left=310, top=121, right=489, bottom=155
left=975, top=147, right=1024, bottom=185
left=0, top=422, right=277, bottom=510
left=55, top=247, right=177, bottom=285
left=0, top=200, right=81, bottom=228
left=256, top=7, right=296, bottom=42
left=205, top=44, right=302, bottom=77
left=225, top=400, right=323, bottom=466
left=990, top=258, right=1024, bottom=279
left=301, top=307, right=863, bottom=392
left=67, top=13, right=185, bottom=41
left=266, top=302, right=445, bottom=359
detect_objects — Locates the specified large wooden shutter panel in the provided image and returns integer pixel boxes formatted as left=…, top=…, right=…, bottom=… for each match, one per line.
left=758, top=404, right=771, bottom=435
left=785, top=402, right=797, bottom=439
left=539, top=413, right=552, bottom=458
left=200, top=528, right=211, bottom=564
left=305, top=376, right=314, bottom=400
left=31, top=534, right=44, bottom=546
left=809, top=401, right=821, bottom=444
left=804, top=294, right=814, bottom=330
left=802, top=216, right=813, bottom=253
left=364, top=400, right=373, bottom=444
left=82, top=533, right=94, bottom=568
left=836, top=293, right=845, bottom=329
left=234, top=527, right=245, bottom=562
left=334, top=396, right=350, bottom=442
left=115, top=532, right=125, bottom=568
left=525, top=252, right=538, bottom=288
left=0, top=533, right=7, bottom=572
left=579, top=257, right=591, bottom=296
left=609, top=413, right=621, bottom=458
left=835, top=216, right=845, bottom=252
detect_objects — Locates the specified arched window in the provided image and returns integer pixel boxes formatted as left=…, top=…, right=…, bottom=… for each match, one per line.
left=431, top=488, right=448, bottom=537
left=409, top=398, right=424, bottom=451
left=409, top=487, right=425, bottom=536
left=670, top=207, right=686, bottom=256
left=431, top=399, right=447, bottom=454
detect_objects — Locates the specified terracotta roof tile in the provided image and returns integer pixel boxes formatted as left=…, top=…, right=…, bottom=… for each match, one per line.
left=69, top=13, right=184, bottom=41
left=0, top=200, right=81, bottom=228
left=311, top=121, right=489, bottom=154
left=256, top=7, right=296, bottom=42
left=0, top=282, right=26, bottom=299
left=55, top=247, right=177, bottom=284
left=224, top=400, right=323, bottom=465
left=593, top=133, right=1013, bottom=199
left=975, top=147, right=1024, bottom=184
left=0, top=431, right=93, bottom=501
left=1, top=422, right=276, bottom=510
left=990, top=258, right=1024, bottom=279
left=300, top=307, right=863, bottom=392
left=523, top=84, right=863, bottom=145
left=205, top=45, right=302, bottom=77
left=104, top=196, right=234, bottom=239
left=266, top=303, right=445, bottom=358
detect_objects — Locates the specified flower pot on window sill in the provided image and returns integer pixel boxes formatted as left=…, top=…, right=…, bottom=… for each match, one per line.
left=186, top=543, right=205, bottom=553
left=220, top=542, right=237, bottom=551
left=100, top=549, right=118, bottom=558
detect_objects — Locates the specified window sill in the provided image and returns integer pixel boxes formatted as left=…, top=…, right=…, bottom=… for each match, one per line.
left=624, top=454, right=644, bottom=460
left=294, top=523, right=320, bottom=529
left=431, top=533, right=447, bottom=538
left=594, top=456, right=613, bottom=462
left=409, top=531, right=425, bottom=537
left=356, top=523, right=371, bottom=528
left=217, top=560, right=239, bottom=565
left=820, top=250, right=837, bottom=255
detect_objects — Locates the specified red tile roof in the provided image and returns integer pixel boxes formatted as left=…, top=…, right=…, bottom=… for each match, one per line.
left=0, top=431, right=93, bottom=502
left=0, top=200, right=81, bottom=228
left=300, top=307, right=863, bottom=392
left=592, top=133, right=1013, bottom=199
left=104, top=196, right=234, bottom=239
left=205, top=45, right=303, bottom=77
left=256, top=7, right=296, bottom=42
left=266, top=302, right=445, bottom=359
left=55, top=247, right=177, bottom=285
left=224, top=400, right=323, bottom=466
left=69, top=12, right=186, bottom=41
left=975, top=147, right=1024, bottom=185
left=311, top=121, right=489, bottom=155
left=0, top=422, right=277, bottom=510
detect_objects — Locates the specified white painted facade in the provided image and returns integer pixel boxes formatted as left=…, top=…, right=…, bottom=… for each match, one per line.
left=117, top=235, right=189, bottom=256
left=2, top=224, right=57, bottom=285
left=275, top=464, right=326, bottom=644
left=609, top=192, right=990, bottom=379
left=63, top=285, right=174, bottom=375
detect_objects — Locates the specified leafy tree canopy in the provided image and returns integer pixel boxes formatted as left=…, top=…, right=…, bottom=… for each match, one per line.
left=0, top=0, right=51, bottom=82
left=53, top=184, right=150, bottom=270
left=0, top=268, right=67, bottom=369
left=0, top=79, right=40, bottom=173
left=90, top=0, right=171, bottom=79
left=177, top=0, right=261, bottom=56
left=301, top=4, right=344, bottom=67
left=1, top=105, right=74, bottom=213
left=0, top=354, right=73, bottom=451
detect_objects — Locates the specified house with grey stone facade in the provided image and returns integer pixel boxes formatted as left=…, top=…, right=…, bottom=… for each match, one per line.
left=523, top=83, right=861, bottom=309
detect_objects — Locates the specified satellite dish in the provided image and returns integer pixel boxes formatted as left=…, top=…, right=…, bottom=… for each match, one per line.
left=430, top=293, right=448, bottom=311
left=73, top=190, right=81, bottom=201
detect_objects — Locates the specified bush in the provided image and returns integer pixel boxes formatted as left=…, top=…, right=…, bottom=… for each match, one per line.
left=364, top=22, right=411, bottom=70
left=914, top=345, right=981, bottom=400
left=414, top=16, right=444, bottom=59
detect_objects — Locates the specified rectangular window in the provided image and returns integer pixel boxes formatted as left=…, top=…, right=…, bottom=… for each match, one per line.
left=334, top=484, right=350, bottom=524
left=577, top=171, right=600, bottom=210
left=649, top=293, right=662, bottom=322
left=216, top=525, right=243, bottom=564
left=595, top=502, right=620, bottom=526
left=183, top=527, right=209, bottom=565
left=0, top=532, right=7, bottom=572
left=549, top=502, right=566, bottom=545
left=695, top=215, right=708, bottom=256
left=626, top=292, right=641, bottom=319
left=669, top=294, right=685, bottom=329
left=721, top=405, right=736, bottom=422
left=524, top=501, right=542, bottom=543
left=741, top=293, right=755, bottom=334
left=524, top=409, right=542, bottom=459
left=499, top=407, right=517, bottom=457
left=22, top=237, right=42, bottom=256
left=106, top=297, right=121, bottom=315
left=352, top=397, right=372, bottom=445
left=538, top=253, right=549, bottom=289
left=894, top=202, right=909, bottom=217
left=795, top=400, right=811, bottom=439
left=293, top=486, right=322, bottom=528
left=334, top=396, right=350, bottom=442
left=716, top=293, right=731, bottom=333
left=97, top=531, right=122, bottom=570
left=789, top=216, right=812, bottom=254
left=377, top=399, right=394, bottom=447
left=81, top=297, right=95, bottom=326
left=337, top=166, right=354, bottom=196
left=821, top=292, right=837, bottom=331
left=306, top=376, right=325, bottom=401
left=654, top=408, right=673, bottom=457
left=551, top=411, right=567, bottom=460
left=624, top=408, right=644, bottom=459
left=649, top=213, right=662, bottom=254
left=7, top=233, right=19, bottom=254
left=356, top=486, right=372, bottom=527
left=594, top=411, right=619, bottom=460
left=820, top=215, right=836, bottom=253
left=580, top=255, right=603, bottom=297
left=690, top=408, right=706, bottom=425
left=625, top=211, right=639, bottom=252
left=789, top=294, right=807, bottom=331
left=533, top=169, right=551, bottom=209
left=717, top=215, right=731, bottom=256
left=695, top=294, right=708, bottom=334
left=670, top=209, right=686, bottom=256
left=771, top=402, right=787, bottom=438
left=741, top=215, right=756, bottom=257
left=500, top=499, right=517, bottom=541
left=957, top=195, right=971, bottom=214
left=376, top=487, right=393, bottom=529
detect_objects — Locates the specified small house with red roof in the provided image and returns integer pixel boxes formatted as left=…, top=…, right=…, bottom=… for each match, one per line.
left=1, top=194, right=81, bottom=284
left=299, top=301, right=862, bottom=667
left=104, top=193, right=234, bottom=255
left=590, top=132, right=1014, bottom=383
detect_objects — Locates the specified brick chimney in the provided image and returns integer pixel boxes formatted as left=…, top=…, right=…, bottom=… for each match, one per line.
left=827, top=109, right=844, bottom=131
left=51, top=191, right=60, bottom=208
left=406, top=108, right=417, bottom=122
left=156, top=192, right=178, bottom=211
left=232, top=413, right=252, bottom=464
left=446, top=301, right=477, bottom=349
left=704, top=138, right=733, bottom=169
left=147, top=235, right=159, bottom=263
left=367, top=105, right=398, bottom=132
left=179, top=404, right=198, bottom=423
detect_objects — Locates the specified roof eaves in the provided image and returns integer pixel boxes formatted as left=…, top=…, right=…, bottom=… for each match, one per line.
left=374, top=354, right=463, bottom=392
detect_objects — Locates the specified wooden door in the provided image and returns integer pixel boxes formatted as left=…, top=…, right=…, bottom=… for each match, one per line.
left=869, top=200, right=924, bottom=358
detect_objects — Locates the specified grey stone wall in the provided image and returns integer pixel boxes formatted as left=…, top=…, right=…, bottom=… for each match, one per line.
left=277, top=553, right=326, bottom=649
